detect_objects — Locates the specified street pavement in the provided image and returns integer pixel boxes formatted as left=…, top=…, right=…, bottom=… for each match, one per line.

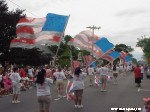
left=0, top=72, right=150, bottom=112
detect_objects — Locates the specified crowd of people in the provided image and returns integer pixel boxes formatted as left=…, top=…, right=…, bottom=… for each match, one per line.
left=0, top=63, right=150, bottom=112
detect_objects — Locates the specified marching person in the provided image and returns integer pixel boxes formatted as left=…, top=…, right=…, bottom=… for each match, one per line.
left=36, top=68, right=53, bottom=112
left=53, top=67, right=66, bottom=98
left=10, top=67, right=21, bottom=103
left=73, top=66, right=86, bottom=108
left=99, top=64, right=109, bottom=92
left=112, top=65, right=119, bottom=84
left=134, top=64, right=141, bottom=87
left=88, top=65, right=95, bottom=86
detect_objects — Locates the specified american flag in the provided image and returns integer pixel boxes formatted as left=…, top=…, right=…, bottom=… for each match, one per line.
left=10, top=13, right=69, bottom=48
left=83, top=55, right=94, bottom=65
left=67, top=30, right=102, bottom=57
left=120, top=51, right=128, bottom=64
left=101, top=50, right=121, bottom=64
left=66, top=80, right=74, bottom=100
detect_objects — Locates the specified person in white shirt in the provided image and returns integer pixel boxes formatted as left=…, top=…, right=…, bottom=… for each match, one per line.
left=99, top=64, right=108, bottom=91
left=28, top=66, right=33, bottom=78
left=10, top=67, right=21, bottom=103
left=53, top=67, right=66, bottom=98
left=88, top=65, right=95, bottom=86
left=73, top=66, right=87, bottom=108
left=141, top=65, right=144, bottom=80
left=36, top=68, right=53, bottom=112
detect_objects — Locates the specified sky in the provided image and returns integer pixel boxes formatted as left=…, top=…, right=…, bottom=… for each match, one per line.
left=6, top=0, right=150, bottom=61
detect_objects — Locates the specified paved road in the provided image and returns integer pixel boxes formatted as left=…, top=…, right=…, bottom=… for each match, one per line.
left=0, top=72, right=150, bottom=112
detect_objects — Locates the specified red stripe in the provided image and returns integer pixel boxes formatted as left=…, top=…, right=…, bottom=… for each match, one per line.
left=11, top=38, right=35, bottom=44
left=52, top=36, right=61, bottom=42
left=67, top=81, right=72, bottom=93
left=17, top=26, right=34, bottom=35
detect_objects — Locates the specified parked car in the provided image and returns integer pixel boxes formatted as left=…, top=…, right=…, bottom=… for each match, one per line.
left=146, top=68, right=150, bottom=78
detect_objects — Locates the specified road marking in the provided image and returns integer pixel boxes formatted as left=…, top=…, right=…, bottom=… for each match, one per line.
left=138, top=88, right=150, bottom=92
left=54, top=95, right=66, bottom=101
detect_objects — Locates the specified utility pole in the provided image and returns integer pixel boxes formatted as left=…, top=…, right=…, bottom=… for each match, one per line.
left=86, top=25, right=101, bottom=57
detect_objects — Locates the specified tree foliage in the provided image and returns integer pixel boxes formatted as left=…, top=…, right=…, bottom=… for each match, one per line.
left=137, top=37, right=150, bottom=63
left=114, top=44, right=134, bottom=53
left=0, top=0, right=25, bottom=62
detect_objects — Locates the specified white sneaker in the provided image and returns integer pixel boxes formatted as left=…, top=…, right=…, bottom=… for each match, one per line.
left=12, top=101, right=15, bottom=103
left=15, top=100, right=20, bottom=103
left=78, top=105, right=83, bottom=108
left=74, top=105, right=78, bottom=108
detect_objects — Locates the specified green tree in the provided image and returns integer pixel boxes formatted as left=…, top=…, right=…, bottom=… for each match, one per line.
left=137, top=37, right=150, bottom=63
left=114, top=44, right=134, bottom=53
left=113, top=44, right=134, bottom=64
left=0, top=0, right=25, bottom=63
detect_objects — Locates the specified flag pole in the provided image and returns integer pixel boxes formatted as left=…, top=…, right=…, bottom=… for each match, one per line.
left=54, top=15, right=70, bottom=66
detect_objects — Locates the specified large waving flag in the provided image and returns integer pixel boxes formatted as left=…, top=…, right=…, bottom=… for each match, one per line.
left=120, top=51, right=128, bottom=64
left=94, top=37, right=114, bottom=53
left=67, top=30, right=102, bottom=57
left=10, top=13, right=69, bottom=48
left=124, top=55, right=132, bottom=63
left=102, top=51, right=121, bottom=63
left=80, top=30, right=99, bottom=42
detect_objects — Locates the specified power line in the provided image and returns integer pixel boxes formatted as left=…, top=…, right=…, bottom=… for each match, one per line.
left=8, top=0, right=38, bottom=17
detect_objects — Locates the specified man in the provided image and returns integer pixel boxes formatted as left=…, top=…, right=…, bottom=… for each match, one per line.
left=88, top=65, right=95, bottom=86
left=134, top=64, right=141, bottom=87
left=99, top=64, right=108, bottom=91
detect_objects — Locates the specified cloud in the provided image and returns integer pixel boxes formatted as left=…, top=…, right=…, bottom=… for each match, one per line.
left=116, top=8, right=150, bottom=17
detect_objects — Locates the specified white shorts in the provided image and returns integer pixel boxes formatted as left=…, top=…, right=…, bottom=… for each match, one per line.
left=12, top=83, right=21, bottom=94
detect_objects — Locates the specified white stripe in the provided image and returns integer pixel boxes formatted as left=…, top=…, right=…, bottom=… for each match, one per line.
left=74, top=34, right=91, bottom=46
left=17, top=31, right=62, bottom=39
left=17, top=21, right=45, bottom=28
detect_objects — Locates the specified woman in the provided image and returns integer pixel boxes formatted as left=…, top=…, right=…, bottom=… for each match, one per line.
left=36, top=69, right=53, bottom=112
left=73, top=67, right=86, bottom=108
left=112, top=65, right=119, bottom=84
left=53, top=67, right=66, bottom=98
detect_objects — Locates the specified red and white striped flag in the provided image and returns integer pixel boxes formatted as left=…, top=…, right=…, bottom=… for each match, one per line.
left=66, top=80, right=74, bottom=100
left=10, top=13, right=69, bottom=48
left=83, top=55, right=94, bottom=65
left=67, top=30, right=102, bottom=57
left=94, top=75, right=99, bottom=87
